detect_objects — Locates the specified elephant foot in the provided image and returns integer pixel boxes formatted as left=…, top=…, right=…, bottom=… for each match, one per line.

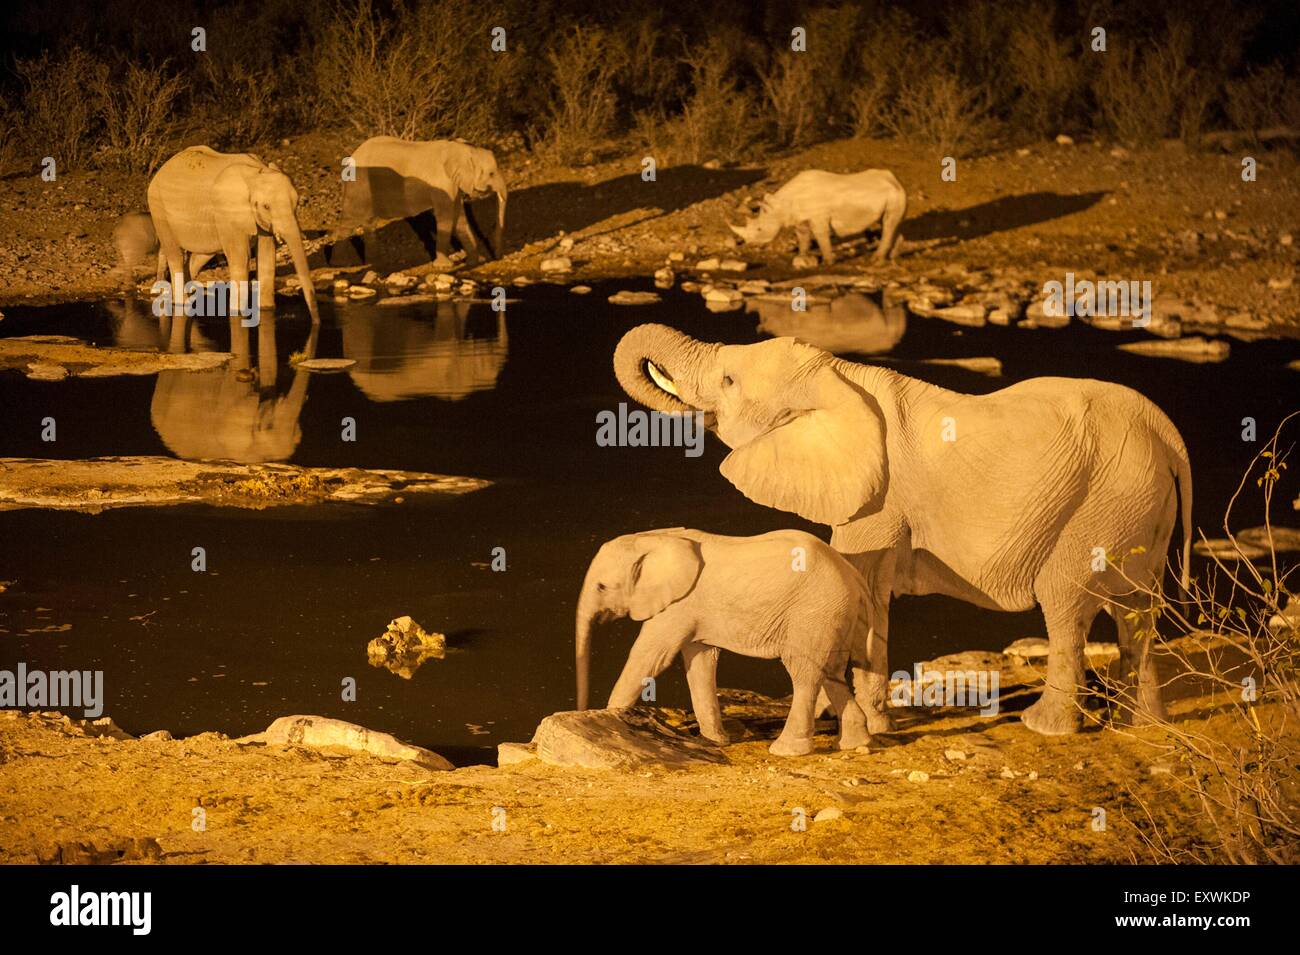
left=1113, top=691, right=1168, bottom=728
left=837, top=723, right=871, bottom=751
left=768, top=734, right=814, bottom=757
left=865, top=708, right=895, bottom=735
left=1022, top=693, right=1083, bottom=736
left=699, top=727, right=731, bottom=746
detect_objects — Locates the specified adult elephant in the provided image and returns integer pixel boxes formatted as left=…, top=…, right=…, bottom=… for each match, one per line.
left=147, top=146, right=320, bottom=323
left=613, top=324, right=1194, bottom=736
left=341, top=136, right=507, bottom=265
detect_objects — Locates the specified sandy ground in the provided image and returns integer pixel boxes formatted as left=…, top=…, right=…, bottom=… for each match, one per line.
left=1, top=131, right=1297, bottom=329
left=0, top=670, right=1239, bottom=865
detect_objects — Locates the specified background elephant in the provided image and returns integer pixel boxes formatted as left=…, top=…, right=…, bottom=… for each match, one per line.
left=341, top=136, right=507, bottom=266
left=341, top=301, right=508, bottom=401
left=112, top=211, right=218, bottom=290
left=147, top=146, right=320, bottom=323
left=575, top=528, right=871, bottom=756
left=613, top=325, right=1194, bottom=737
left=150, top=314, right=318, bottom=464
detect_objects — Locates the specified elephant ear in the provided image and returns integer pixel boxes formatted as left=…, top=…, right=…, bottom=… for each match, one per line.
left=626, top=536, right=702, bottom=622
left=719, top=358, right=888, bottom=526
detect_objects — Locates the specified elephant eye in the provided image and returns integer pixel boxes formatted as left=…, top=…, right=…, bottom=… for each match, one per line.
left=722, top=374, right=733, bottom=388
left=596, top=583, right=606, bottom=592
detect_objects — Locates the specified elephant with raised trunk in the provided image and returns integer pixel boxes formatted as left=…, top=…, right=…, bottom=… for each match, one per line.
left=613, top=325, right=1194, bottom=736
left=341, top=137, right=507, bottom=266
left=147, top=146, right=320, bottom=323
left=576, top=528, right=871, bottom=756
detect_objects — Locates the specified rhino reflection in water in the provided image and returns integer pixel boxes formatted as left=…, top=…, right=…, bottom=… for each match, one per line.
left=746, top=292, right=906, bottom=356
left=150, top=315, right=319, bottom=464
left=342, top=301, right=508, bottom=401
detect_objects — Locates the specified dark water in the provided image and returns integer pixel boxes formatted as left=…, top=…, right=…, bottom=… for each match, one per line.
left=1, top=284, right=1296, bottom=763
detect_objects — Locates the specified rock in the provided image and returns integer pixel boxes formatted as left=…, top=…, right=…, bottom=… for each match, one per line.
left=1055, top=134, right=1074, bottom=146
left=1267, top=597, right=1298, bottom=633
left=360, top=270, right=379, bottom=285
left=1193, top=538, right=1270, bottom=560
left=558, top=236, right=575, bottom=252
left=1267, top=275, right=1293, bottom=291
left=1237, top=526, right=1300, bottom=552
left=540, top=256, right=572, bottom=273
left=250, top=715, right=453, bottom=770
left=38, top=836, right=162, bottom=865
left=694, top=257, right=721, bottom=271
left=377, top=294, right=438, bottom=307
left=347, top=284, right=378, bottom=298
left=1021, top=299, right=1070, bottom=328
left=333, top=278, right=350, bottom=289
left=704, top=287, right=743, bottom=305
left=738, top=280, right=770, bottom=295
left=384, top=272, right=417, bottom=288
left=367, top=615, right=446, bottom=679
left=531, top=708, right=728, bottom=770
left=719, top=259, right=747, bottom=272
left=792, top=254, right=818, bottom=269
left=919, top=356, right=1002, bottom=376
left=667, top=251, right=685, bottom=262
left=293, top=358, right=357, bottom=371
left=944, top=749, right=968, bottom=762
left=1117, top=336, right=1229, bottom=363
left=141, top=730, right=174, bottom=741
left=85, top=717, right=134, bottom=740
left=1003, top=638, right=1118, bottom=671
left=930, top=303, right=987, bottom=327
left=497, top=741, right=538, bottom=766
left=1003, top=637, right=1049, bottom=663
left=813, top=807, right=843, bottom=822
left=907, top=770, right=930, bottom=783
left=608, top=290, right=661, bottom=306
left=570, top=285, right=592, bottom=295
left=25, top=363, right=69, bottom=381
left=653, top=267, right=675, bottom=288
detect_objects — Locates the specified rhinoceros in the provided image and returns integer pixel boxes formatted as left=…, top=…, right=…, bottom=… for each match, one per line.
left=729, top=169, right=907, bottom=264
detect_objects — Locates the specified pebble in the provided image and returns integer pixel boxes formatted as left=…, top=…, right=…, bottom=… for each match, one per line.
left=907, top=770, right=930, bottom=783
left=813, top=807, right=843, bottom=822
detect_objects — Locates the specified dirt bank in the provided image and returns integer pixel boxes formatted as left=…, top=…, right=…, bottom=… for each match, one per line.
left=2, top=132, right=1296, bottom=335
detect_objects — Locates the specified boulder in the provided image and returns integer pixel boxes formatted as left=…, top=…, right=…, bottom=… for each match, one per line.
left=531, top=708, right=728, bottom=770
left=250, top=715, right=453, bottom=770
left=367, top=615, right=446, bottom=679
left=497, top=741, right=538, bottom=766
left=540, top=256, right=573, bottom=273
left=1117, top=336, right=1229, bottom=363
left=608, top=290, right=661, bottom=306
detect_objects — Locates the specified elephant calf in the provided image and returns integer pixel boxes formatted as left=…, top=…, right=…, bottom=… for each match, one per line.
left=575, top=528, right=872, bottom=756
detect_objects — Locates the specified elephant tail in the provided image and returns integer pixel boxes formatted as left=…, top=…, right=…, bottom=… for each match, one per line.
left=1161, top=422, right=1194, bottom=594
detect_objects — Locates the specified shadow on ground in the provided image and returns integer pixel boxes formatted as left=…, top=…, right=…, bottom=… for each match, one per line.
left=906, top=191, right=1108, bottom=243
left=315, top=164, right=767, bottom=272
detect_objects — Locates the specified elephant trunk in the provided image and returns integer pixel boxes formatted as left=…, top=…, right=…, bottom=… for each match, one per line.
left=575, top=583, right=599, bottom=711
left=613, top=324, right=719, bottom=415
left=492, top=177, right=507, bottom=260
left=282, top=218, right=320, bottom=325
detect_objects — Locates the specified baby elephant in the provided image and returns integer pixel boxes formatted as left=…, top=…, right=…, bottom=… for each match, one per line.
left=575, top=528, right=871, bottom=756
left=729, top=168, right=907, bottom=263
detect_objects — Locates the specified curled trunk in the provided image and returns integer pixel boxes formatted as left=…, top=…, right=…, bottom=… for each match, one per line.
left=575, top=586, right=597, bottom=711
left=612, top=324, right=719, bottom=415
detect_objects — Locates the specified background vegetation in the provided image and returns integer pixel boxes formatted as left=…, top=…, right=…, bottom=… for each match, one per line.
left=0, top=0, right=1297, bottom=175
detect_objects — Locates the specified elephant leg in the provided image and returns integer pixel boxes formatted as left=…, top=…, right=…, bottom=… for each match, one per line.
left=877, top=210, right=903, bottom=261
left=811, top=220, right=836, bottom=265
left=452, top=200, right=482, bottom=266
left=770, top=674, right=818, bottom=757
left=1109, top=604, right=1167, bottom=727
left=822, top=661, right=871, bottom=750
left=154, top=250, right=167, bottom=284
left=430, top=191, right=456, bottom=265
left=222, top=229, right=252, bottom=325
left=188, top=252, right=214, bottom=279
left=256, top=233, right=277, bottom=318
left=153, top=221, right=186, bottom=319
left=607, top=618, right=684, bottom=708
left=681, top=642, right=727, bottom=744
left=1022, top=593, right=1093, bottom=735
left=848, top=550, right=896, bottom=734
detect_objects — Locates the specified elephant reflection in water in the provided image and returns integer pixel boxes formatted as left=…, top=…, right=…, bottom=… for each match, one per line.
left=149, top=312, right=319, bottom=464
left=342, top=301, right=508, bottom=402
left=106, top=293, right=219, bottom=354
left=745, top=292, right=906, bottom=356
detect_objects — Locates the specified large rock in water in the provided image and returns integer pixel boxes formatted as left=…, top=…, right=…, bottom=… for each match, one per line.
left=248, top=715, right=453, bottom=770
left=531, top=708, right=728, bottom=770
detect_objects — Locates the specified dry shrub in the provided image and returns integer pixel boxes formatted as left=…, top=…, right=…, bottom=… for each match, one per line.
left=1095, top=21, right=1208, bottom=147
left=850, top=8, right=919, bottom=137
left=316, top=0, right=492, bottom=142
left=94, top=60, right=185, bottom=173
left=14, top=48, right=108, bottom=170
left=196, top=58, right=282, bottom=150
left=1225, top=64, right=1297, bottom=143
left=635, top=35, right=756, bottom=167
left=759, top=5, right=861, bottom=146
left=540, top=25, right=629, bottom=164
left=882, top=55, right=995, bottom=157
left=1007, top=3, right=1085, bottom=136
left=1102, top=415, right=1300, bottom=863
left=0, top=93, right=20, bottom=175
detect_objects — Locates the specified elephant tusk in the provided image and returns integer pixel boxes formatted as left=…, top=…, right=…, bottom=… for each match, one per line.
left=645, top=360, right=679, bottom=398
